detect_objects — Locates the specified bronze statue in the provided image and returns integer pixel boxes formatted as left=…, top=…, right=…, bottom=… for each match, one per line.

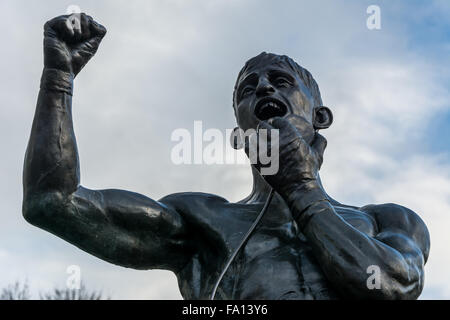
left=23, top=13, right=430, bottom=299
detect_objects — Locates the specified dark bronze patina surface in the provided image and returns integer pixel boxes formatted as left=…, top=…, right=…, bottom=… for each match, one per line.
left=23, top=14, right=430, bottom=300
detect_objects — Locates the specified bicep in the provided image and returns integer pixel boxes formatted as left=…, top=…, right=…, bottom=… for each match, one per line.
left=29, top=186, right=193, bottom=271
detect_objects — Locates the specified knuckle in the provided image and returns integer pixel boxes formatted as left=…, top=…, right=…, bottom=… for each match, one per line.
left=271, top=117, right=286, bottom=127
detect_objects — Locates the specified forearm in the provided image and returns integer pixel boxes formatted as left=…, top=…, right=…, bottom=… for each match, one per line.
left=284, top=185, right=418, bottom=298
left=24, top=68, right=79, bottom=197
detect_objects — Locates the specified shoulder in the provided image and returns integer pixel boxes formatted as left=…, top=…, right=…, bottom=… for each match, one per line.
left=158, top=192, right=232, bottom=242
left=360, top=203, right=430, bottom=262
left=360, top=203, right=427, bottom=234
left=159, top=192, right=229, bottom=213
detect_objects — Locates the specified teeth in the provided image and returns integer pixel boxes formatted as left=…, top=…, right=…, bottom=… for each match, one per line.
left=264, top=102, right=279, bottom=109
left=255, top=100, right=286, bottom=120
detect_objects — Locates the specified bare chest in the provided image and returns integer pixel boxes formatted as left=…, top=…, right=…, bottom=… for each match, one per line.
left=178, top=205, right=377, bottom=299
left=232, top=208, right=377, bottom=299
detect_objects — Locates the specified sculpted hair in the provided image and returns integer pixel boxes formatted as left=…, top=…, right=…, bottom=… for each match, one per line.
left=233, top=52, right=323, bottom=111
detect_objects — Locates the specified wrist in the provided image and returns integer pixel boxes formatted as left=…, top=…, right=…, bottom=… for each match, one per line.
left=281, top=179, right=322, bottom=201
left=40, top=68, right=74, bottom=95
left=295, top=199, right=332, bottom=231
left=283, top=180, right=329, bottom=220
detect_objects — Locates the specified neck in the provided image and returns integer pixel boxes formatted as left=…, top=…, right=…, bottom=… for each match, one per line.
left=243, top=166, right=339, bottom=206
left=244, top=166, right=273, bottom=203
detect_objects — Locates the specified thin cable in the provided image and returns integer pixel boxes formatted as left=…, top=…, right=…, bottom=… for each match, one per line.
left=210, top=188, right=275, bottom=300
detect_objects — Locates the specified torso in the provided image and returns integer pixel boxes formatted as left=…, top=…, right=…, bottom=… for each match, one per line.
left=175, top=193, right=378, bottom=300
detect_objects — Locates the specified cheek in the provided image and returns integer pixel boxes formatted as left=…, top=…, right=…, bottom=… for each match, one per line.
left=236, top=104, right=257, bottom=131
left=289, top=90, right=313, bottom=118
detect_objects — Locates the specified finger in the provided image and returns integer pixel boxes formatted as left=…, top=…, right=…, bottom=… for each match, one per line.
left=74, top=15, right=106, bottom=55
left=89, top=17, right=107, bottom=38
left=75, top=36, right=103, bottom=56
left=268, top=116, right=290, bottom=129
left=68, top=14, right=82, bottom=40
left=44, top=15, right=71, bottom=31
left=284, top=114, right=310, bottom=126
left=244, top=131, right=259, bottom=167
left=79, top=13, right=92, bottom=41
left=268, top=116, right=306, bottom=149
left=258, top=134, right=269, bottom=161
left=284, top=114, right=315, bottom=144
left=268, top=117, right=299, bottom=137
left=45, top=15, right=74, bottom=39
left=256, top=121, right=275, bottom=143
left=256, top=120, right=274, bottom=132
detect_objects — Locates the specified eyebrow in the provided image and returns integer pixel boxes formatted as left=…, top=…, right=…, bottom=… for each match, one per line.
left=236, top=72, right=258, bottom=96
left=236, top=68, right=297, bottom=100
left=267, top=68, right=296, bottom=82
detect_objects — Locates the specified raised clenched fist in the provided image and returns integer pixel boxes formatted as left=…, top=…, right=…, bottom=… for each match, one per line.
left=43, top=13, right=107, bottom=77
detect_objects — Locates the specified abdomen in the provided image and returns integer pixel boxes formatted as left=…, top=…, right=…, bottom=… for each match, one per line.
left=233, top=233, right=339, bottom=300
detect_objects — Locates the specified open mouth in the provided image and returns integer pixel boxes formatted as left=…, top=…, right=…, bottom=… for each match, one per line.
left=254, top=98, right=288, bottom=121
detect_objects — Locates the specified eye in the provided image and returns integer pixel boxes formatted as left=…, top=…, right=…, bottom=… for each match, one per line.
left=274, top=76, right=291, bottom=87
left=240, top=86, right=254, bottom=98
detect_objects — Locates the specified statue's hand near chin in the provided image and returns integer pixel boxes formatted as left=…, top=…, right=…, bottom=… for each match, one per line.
left=281, top=114, right=316, bottom=145
left=244, top=115, right=327, bottom=198
left=43, top=13, right=107, bottom=77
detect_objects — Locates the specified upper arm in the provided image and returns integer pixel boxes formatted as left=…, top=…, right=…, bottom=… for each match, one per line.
left=23, top=186, right=195, bottom=272
left=362, top=203, right=430, bottom=297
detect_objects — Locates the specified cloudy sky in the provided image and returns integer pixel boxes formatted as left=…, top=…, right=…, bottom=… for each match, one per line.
left=0, top=0, right=449, bottom=299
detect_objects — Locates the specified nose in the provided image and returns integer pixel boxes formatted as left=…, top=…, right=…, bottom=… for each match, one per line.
left=255, top=78, right=275, bottom=97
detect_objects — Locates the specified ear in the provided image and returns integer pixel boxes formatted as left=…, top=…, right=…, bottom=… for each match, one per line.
left=313, top=106, right=333, bottom=130
left=230, top=127, right=244, bottom=150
